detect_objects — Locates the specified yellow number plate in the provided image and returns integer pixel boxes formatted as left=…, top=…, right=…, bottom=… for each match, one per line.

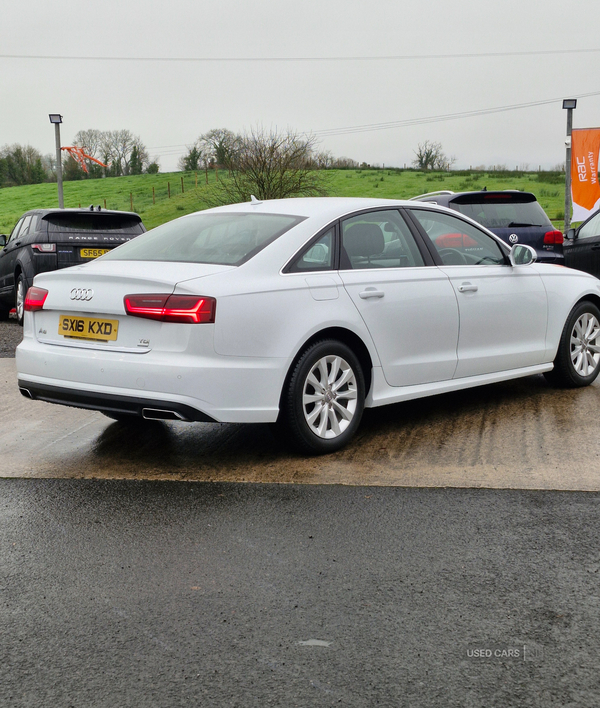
left=59, top=315, right=119, bottom=341
left=80, top=248, right=110, bottom=259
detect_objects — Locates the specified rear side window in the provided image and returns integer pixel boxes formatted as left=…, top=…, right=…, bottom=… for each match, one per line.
left=102, top=212, right=306, bottom=266
left=29, top=215, right=40, bottom=235
left=46, top=214, right=144, bottom=234
left=288, top=228, right=334, bottom=272
left=451, top=196, right=552, bottom=229
left=17, top=215, right=33, bottom=238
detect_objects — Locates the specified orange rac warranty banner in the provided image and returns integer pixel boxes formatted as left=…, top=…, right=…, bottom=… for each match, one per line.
left=571, top=128, right=600, bottom=222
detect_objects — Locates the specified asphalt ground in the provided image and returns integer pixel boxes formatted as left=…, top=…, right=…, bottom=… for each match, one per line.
left=0, top=317, right=22, bottom=358
left=2, top=479, right=600, bottom=708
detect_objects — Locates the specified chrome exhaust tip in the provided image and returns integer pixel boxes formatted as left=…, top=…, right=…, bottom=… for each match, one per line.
left=141, top=408, right=185, bottom=421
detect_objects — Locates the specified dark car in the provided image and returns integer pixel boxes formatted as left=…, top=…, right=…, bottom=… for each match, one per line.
left=0, top=208, right=145, bottom=324
left=412, top=190, right=563, bottom=264
left=564, top=208, right=600, bottom=278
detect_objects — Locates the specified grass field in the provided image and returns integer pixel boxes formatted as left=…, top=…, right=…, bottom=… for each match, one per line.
left=0, top=168, right=568, bottom=235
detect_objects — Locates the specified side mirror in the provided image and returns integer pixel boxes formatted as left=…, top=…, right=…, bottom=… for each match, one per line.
left=0, top=234, right=6, bottom=248
left=510, top=244, right=537, bottom=266
left=566, top=228, right=576, bottom=241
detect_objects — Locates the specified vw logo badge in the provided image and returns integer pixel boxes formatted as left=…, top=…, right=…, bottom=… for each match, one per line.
left=70, top=288, right=94, bottom=301
left=509, top=234, right=519, bottom=244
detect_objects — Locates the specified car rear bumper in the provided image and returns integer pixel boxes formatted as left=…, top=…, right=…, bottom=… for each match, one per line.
left=536, top=251, right=564, bottom=265
left=16, top=336, right=286, bottom=423
left=17, top=380, right=218, bottom=422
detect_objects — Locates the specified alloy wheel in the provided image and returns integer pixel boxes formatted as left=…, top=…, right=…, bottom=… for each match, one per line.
left=302, top=354, right=359, bottom=439
left=570, top=312, right=600, bottom=376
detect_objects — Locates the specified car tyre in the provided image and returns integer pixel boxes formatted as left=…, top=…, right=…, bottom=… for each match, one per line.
left=545, top=300, right=600, bottom=387
left=15, top=274, right=27, bottom=326
left=279, top=339, right=365, bottom=454
left=0, top=306, right=9, bottom=321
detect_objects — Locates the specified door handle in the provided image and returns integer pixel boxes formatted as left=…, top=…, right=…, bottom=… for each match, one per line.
left=359, top=289, right=384, bottom=299
left=458, top=283, right=478, bottom=293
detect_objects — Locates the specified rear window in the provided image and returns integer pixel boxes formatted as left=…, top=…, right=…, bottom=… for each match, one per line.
left=451, top=194, right=552, bottom=229
left=101, top=212, right=306, bottom=266
left=45, top=214, right=144, bottom=234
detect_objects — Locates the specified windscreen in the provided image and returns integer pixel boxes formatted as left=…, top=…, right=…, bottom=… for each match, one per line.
left=452, top=195, right=552, bottom=229
left=101, top=212, right=306, bottom=266
left=45, top=214, right=144, bottom=234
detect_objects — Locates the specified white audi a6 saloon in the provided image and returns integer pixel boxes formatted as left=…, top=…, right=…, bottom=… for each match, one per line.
left=16, top=197, right=600, bottom=453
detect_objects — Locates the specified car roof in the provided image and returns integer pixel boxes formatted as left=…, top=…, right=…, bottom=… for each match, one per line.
left=185, top=196, right=432, bottom=223
left=413, top=190, right=537, bottom=205
left=19, top=208, right=142, bottom=219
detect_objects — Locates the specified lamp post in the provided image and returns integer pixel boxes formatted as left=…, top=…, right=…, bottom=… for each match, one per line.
left=563, top=99, right=577, bottom=234
left=49, top=114, right=64, bottom=208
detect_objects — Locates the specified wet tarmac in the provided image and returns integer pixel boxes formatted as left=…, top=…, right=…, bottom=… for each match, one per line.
left=2, top=358, right=600, bottom=490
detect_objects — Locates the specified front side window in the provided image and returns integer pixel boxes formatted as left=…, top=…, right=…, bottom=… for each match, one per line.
left=578, top=211, right=600, bottom=240
left=341, top=210, right=425, bottom=269
left=410, top=209, right=506, bottom=266
left=102, top=212, right=305, bottom=266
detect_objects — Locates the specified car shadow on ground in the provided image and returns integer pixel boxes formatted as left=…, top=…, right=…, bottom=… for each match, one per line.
left=81, top=373, right=594, bottom=484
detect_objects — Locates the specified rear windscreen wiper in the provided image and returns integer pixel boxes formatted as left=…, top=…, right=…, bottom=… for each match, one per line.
left=507, top=222, right=542, bottom=227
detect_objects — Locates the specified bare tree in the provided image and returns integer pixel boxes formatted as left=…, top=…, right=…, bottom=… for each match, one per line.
left=73, top=129, right=104, bottom=160
left=210, top=127, right=327, bottom=204
left=198, top=128, right=241, bottom=168
left=312, top=150, right=334, bottom=169
left=412, top=141, right=455, bottom=170
left=100, top=130, right=148, bottom=176
left=332, top=156, right=359, bottom=169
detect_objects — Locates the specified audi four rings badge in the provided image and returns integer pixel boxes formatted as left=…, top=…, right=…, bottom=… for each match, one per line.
left=70, top=288, right=94, bottom=301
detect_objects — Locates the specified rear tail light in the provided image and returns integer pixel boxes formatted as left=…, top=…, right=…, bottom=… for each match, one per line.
left=544, top=230, right=564, bottom=245
left=24, top=287, right=48, bottom=311
left=124, top=294, right=216, bottom=324
left=31, top=244, right=56, bottom=252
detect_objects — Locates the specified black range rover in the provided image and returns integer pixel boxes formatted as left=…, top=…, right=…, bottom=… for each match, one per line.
left=0, top=208, right=146, bottom=324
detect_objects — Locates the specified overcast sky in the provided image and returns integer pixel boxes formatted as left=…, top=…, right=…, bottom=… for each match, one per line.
left=2, top=0, right=600, bottom=172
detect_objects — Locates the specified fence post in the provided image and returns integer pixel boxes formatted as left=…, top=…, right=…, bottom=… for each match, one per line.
left=181, top=176, right=184, bottom=193
left=195, top=172, right=198, bottom=188
left=168, top=182, right=171, bottom=198
left=215, top=166, right=219, bottom=182
left=152, top=186, right=155, bottom=204
left=130, top=193, right=133, bottom=211
left=103, top=199, right=107, bottom=209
